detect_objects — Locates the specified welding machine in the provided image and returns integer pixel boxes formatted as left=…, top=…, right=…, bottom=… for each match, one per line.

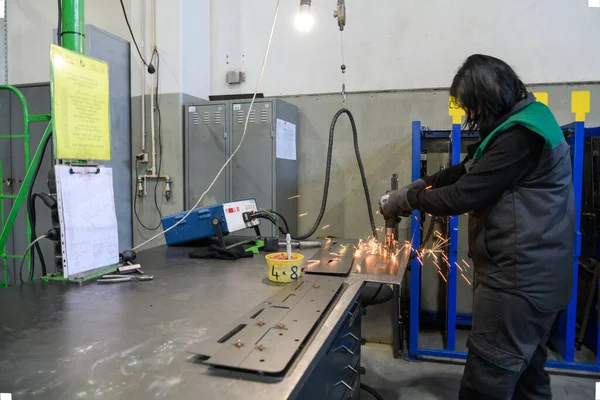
left=162, top=199, right=261, bottom=246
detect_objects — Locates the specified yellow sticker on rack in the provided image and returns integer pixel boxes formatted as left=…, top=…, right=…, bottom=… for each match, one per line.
left=572, top=91, right=591, bottom=122
left=50, top=44, right=111, bottom=160
left=533, top=92, right=549, bottom=106
left=448, top=96, right=465, bottom=125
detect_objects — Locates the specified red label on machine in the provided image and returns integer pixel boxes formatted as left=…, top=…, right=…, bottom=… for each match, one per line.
left=228, top=208, right=234, bottom=214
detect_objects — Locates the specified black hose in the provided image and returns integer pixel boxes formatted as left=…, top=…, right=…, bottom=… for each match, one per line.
left=26, top=131, right=52, bottom=280
left=293, top=108, right=378, bottom=241
left=360, top=383, right=386, bottom=400
left=268, top=210, right=291, bottom=236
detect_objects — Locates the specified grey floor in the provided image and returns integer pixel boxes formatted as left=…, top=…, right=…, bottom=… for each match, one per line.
left=360, top=343, right=597, bottom=400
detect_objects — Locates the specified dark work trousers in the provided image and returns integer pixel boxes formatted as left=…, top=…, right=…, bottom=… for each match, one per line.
left=458, top=284, right=558, bottom=400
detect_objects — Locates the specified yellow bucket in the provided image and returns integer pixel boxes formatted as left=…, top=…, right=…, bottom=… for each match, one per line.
left=265, top=252, right=304, bottom=283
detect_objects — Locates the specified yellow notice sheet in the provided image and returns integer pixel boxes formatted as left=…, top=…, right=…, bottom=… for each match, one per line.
left=50, top=44, right=111, bottom=160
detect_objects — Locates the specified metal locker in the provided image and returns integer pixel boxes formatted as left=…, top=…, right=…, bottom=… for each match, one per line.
left=185, top=103, right=229, bottom=209
left=230, top=101, right=274, bottom=235
left=184, top=98, right=298, bottom=239
left=229, top=99, right=299, bottom=238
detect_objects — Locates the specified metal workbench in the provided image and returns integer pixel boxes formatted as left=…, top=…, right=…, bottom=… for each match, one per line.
left=0, top=244, right=408, bottom=399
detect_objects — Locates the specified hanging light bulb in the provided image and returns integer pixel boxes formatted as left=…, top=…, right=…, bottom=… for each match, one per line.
left=295, top=0, right=314, bottom=32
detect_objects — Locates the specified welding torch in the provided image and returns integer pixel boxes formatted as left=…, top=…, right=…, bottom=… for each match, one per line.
left=381, top=174, right=402, bottom=249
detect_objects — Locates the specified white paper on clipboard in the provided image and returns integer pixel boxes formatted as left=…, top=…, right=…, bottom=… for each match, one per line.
left=276, top=119, right=297, bottom=161
left=55, top=165, right=119, bottom=278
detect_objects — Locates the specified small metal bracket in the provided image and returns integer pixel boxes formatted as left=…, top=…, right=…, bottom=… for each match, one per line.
left=332, top=344, right=355, bottom=355
left=342, top=364, right=358, bottom=374
left=333, top=380, right=353, bottom=391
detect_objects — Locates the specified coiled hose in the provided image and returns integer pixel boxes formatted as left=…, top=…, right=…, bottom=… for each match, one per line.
left=293, top=108, right=378, bottom=241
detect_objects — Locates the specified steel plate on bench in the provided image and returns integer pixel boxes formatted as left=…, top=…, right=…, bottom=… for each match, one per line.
left=192, top=276, right=344, bottom=375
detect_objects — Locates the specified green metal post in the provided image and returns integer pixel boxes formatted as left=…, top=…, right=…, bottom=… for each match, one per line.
left=0, top=160, right=6, bottom=287
left=61, top=0, right=85, bottom=54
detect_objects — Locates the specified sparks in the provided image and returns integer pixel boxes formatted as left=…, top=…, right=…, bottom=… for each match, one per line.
left=288, top=195, right=300, bottom=200
left=425, top=185, right=433, bottom=190
left=461, top=273, right=472, bottom=285
left=299, top=213, right=308, bottom=217
left=322, top=225, right=330, bottom=230
left=437, top=269, right=448, bottom=283
left=455, top=262, right=463, bottom=272
left=461, top=259, right=471, bottom=269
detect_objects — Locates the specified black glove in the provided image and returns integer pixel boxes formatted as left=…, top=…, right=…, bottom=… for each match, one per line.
left=189, top=244, right=253, bottom=260
left=379, top=179, right=426, bottom=216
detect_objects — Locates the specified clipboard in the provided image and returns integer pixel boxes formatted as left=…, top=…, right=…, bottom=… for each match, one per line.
left=55, top=165, right=120, bottom=278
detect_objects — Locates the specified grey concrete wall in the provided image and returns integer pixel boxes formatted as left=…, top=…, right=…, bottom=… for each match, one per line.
left=281, top=83, right=600, bottom=241
left=131, top=92, right=203, bottom=248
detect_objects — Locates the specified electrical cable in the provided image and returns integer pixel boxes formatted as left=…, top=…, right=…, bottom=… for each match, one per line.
left=132, top=0, right=281, bottom=252
left=133, top=160, right=161, bottom=231
left=57, top=0, right=62, bottom=46
left=29, top=194, right=49, bottom=280
left=132, top=50, right=163, bottom=232
left=291, top=108, right=378, bottom=241
left=26, top=131, right=53, bottom=280
left=19, top=235, right=48, bottom=284
left=360, top=383, right=386, bottom=400
left=409, top=216, right=436, bottom=260
left=267, top=210, right=291, bottom=236
left=152, top=49, right=163, bottom=220
left=119, top=0, right=155, bottom=74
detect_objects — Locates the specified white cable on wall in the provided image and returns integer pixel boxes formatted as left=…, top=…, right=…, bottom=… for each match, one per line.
left=133, top=0, right=281, bottom=251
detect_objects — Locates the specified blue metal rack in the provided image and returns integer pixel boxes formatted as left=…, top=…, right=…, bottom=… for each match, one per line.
left=408, top=93, right=600, bottom=373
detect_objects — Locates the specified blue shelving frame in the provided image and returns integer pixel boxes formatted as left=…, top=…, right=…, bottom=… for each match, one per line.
left=408, top=119, right=600, bottom=373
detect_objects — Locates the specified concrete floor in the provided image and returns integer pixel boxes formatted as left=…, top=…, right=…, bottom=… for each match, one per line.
left=361, top=343, right=597, bottom=399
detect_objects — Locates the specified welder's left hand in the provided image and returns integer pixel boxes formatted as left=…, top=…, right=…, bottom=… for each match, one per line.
left=379, top=188, right=412, bottom=217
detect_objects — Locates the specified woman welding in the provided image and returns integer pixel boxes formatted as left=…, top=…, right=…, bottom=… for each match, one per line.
left=380, top=54, right=574, bottom=399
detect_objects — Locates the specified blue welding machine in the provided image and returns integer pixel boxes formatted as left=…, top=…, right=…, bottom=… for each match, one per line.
left=162, top=199, right=261, bottom=246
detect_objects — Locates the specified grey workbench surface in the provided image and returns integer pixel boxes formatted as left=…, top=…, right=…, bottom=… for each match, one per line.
left=0, top=244, right=408, bottom=399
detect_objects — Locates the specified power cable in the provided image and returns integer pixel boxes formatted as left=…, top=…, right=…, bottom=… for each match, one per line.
left=132, top=0, right=281, bottom=251
left=118, top=0, right=155, bottom=74
left=133, top=161, right=161, bottom=231
left=360, top=383, right=385, bottom=400
left=26, top=131, right=53, bottom=280
left=132, top=50, right=163, bottom=232
left=57, top=0, right=62, bottom=46
left=152, top=49, right=163, bottom=220
left=19, top=235, right=48, bottom=284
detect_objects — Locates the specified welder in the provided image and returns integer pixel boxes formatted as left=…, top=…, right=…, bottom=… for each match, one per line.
left=380, top=54, right=574, bottom=400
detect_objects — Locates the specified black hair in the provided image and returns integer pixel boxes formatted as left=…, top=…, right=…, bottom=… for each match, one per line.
left=450, top=54, right=527, bottom=132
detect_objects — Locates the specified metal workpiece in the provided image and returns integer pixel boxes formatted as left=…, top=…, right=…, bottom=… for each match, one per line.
left=0, top=245, right=409, bottom=399
left=193, top=276, right=345, bottom=375
left=305, top=240, right=356, bottom=276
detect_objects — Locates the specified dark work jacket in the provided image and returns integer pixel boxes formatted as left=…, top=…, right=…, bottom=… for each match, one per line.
left=411, top=99, right=574, bottom=312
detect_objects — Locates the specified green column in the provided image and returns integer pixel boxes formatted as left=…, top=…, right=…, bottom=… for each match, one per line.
left=61, top=0, right=85, bottom=53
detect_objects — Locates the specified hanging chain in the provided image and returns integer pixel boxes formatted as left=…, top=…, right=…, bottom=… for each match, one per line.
left=340, top=30, right=346, bottom=105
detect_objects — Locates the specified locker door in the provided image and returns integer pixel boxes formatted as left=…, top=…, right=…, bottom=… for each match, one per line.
left=185, top=103, right=228, bottom=209
left=230, top=101, right=274, bottom=236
